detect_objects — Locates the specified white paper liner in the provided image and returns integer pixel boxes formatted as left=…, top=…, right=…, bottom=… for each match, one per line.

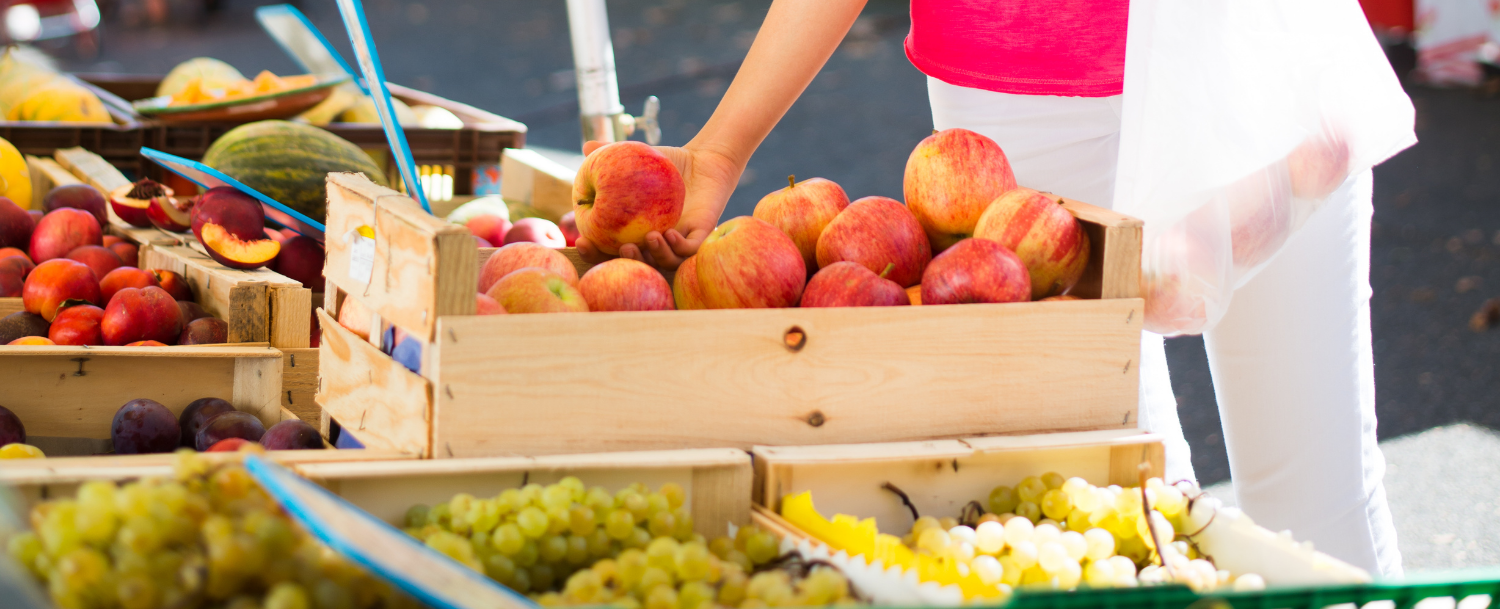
left=731, top=522, right=970, bottom=606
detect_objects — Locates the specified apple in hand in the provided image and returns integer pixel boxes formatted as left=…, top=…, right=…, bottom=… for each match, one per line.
left=504, top=217, right=566, bottom=247
left=816, top=196, right=930, bottom=288
left=573, top=141, right=685, bottom=255
left=753, top=175, right=849, bottom=270
left=801, top=261, right=910, bottom=308
left=673, top=255, right=707, bottom=310
left=696, top=216, right=805, bottom=309
left=920, top=238, right=1030, bottom=305
left=973, top=187, right=1090, bottom=299
left=479, top=242, right=578, bottom=293
left=904, top=128, right=1017, bottom=252
left=486, top=267, right=589, bottom=314
left=578, top=258, right=674, bottom=311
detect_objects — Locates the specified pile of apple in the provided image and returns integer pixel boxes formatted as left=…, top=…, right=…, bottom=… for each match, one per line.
left=467, top=129, right=1091, bottom=314
left=0, top=189, right=235, bottom=346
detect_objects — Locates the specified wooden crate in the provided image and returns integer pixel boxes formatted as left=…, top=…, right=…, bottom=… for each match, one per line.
left=138, top=243, right=313, bottom=348
left=750, top=429, right=1164, bottom=535
left=3, top=448, right=751, bottom=539
left=317, top=173, right=1145, bottom=458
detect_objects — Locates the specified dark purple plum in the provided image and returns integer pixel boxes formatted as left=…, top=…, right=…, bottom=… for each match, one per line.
left=261, top=420, right=324, bottom=450
left=178, top=397, right=235, bottom=447
left=177, top=301, right=212, bottom=323
left=0, top=405, right=25, bottom=446
left=111, top=399, right=179, bottom=454
left=195, top=411, right=264, bottom=451
left=0, top=312, right=49, bottom=345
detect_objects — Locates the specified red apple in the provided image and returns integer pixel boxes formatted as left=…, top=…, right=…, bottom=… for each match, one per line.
left=920, top=238, right=1030, bottom=305
left=64, top=245, right=123, bottom=281
left=1224, top=169, right=1292, bottom=271
left=99, top=266, right=160, bottom=304
left=23, top=259, right=101, bottom=321
left=474, top=235, right=493, bottom=248
left=0, top=197, right=34, bottom=249
left=29, top=208, right=102, bottom=262
left=578, top=258, right=674, bottom=312
left=269, top=235, right=324, bottom=288
left=101, top=286, right=183, bottom=346
left=973, top=187, right=1090, bottom=300
left=572, top=141, right=685, bottom=255
left=476, top=292, right=506, bottom=315
left=192, top=187, right=263, bottom=243
left=200, top=223, right=280, bottom=270
left=48, top=302, right=105, bottom=346
left=337, top=297, right=374, bottom=341
left=753, top=176, right=849, bottom=270
left=465, top=214, right=512, bottom=245
left=43, top=185, right=108, bottom=228
left=109, top=242, right=138, bottom=267
left=559, top=211, right=580, bottom=247
left=904, top=128, right=1017, bottom=252
left=801, top=261, right=911, bottom=308
left=152, top=269, right=194, bottom=301
left=673, top=255, right=707, bottom=310
left=1287, top=129, right=1351, bottom=200
left=696, top=216, right=805, bottom=309
left=815, top=196, right=930, bottom=288
left=503, top=217, right=566, bottom=248
left=109, top=180, right=173, bottom=228
left=485, top=267, right=588, bottom=314
left=479, top=242, right=578, bottom=293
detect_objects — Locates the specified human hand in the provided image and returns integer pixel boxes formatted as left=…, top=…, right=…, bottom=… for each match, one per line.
left=574, top=140, right=743, bottom=270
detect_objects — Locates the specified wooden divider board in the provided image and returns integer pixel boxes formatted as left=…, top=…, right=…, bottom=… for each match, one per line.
left=499, top=148, right=575, bottom=222
left=281, top=347, right=321, bottom=423
left=0, top=344, right=284, bottom=441
left=751, top=429, right=1164, bottom=535
left=296, top=448, right=753, bottom=537
left=317, top=308, right=432, bottom=455
left=140, top=244, right=312, bottom=348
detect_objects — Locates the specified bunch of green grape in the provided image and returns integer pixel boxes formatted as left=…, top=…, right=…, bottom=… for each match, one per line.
left=5, top=449, right=418, bottom=609
left=405, top=478, right=855, bottom=608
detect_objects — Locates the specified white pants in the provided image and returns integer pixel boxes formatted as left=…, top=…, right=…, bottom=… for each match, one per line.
left=927, top=76, right=1402, bottom=577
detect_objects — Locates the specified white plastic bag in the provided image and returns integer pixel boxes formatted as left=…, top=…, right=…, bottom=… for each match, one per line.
left=1114, top=0, right=1417, bottom=336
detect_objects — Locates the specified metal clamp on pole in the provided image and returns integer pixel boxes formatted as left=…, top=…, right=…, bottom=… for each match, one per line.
left=566, top=0, right=662, bottom=146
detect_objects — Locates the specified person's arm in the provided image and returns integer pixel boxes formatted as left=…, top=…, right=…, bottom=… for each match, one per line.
left=577, top=0, right=869, bottom=269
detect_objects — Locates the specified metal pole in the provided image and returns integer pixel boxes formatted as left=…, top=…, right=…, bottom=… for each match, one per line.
left=565, top=0, right=660, bottom=146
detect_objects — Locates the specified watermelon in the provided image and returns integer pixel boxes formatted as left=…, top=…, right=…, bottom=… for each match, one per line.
left=201, top=120, right=387, bottom=223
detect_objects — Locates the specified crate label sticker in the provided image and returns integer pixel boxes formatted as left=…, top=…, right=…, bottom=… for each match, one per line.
left=346, top=227, right=376, bottom=285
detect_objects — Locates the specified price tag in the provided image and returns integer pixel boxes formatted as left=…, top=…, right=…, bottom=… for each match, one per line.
left=347, top=227, right=375, bottom=285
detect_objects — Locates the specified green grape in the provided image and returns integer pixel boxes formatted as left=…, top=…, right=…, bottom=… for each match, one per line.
left=564, top=568, right=603, bottom=601
left=541, top=484, right=573, bottom=512
left=744, top=530, right=779, bottom=565
left=798, top=567, right=850, bottom=605
left=624, top=527, right=652, bottom=550
left=637, top=566, right=672, bottom=595
left=7, top=531, right=42, bottom=575
left=39, top=500, right=81, bottom=556
left=1017, top=476, right=1049, bottom=503
left=496, top=489, right=523, bottom=514
left=988, top=486, right=1019, bottom=515
left=1066, top=508, right=1090, bottom=532
left=312, top=580, right=356, bottom=609
left=539, top=535, right=568, bottom=564
left=723, top=549, right=753, bottom=572
left=746, top=571, right=793, bottom=606
left=427, top=503, right=452, bottom=528
left=492, top=523, right=525, bottom=555
left=116, top=573, right=158, bottom=609
left=644, top=583, right=677, bottom=609
left=718, top=569, right=747, bottom=606
left=674, top=541, right=712, bottom=581
left=647, top=510, right=675, bottom=538
left=532, top=564, right=556, bottom=591
left=519, top=483, right=544, bottom=506
left=679, top=580, right=715, bottom=609
left=511, top=567, right=533, bottom=593
left=404, top=504, right=430, bottom=529
left=264, top=582, right=311, bottom=609
left=623, top=493, right=650, bottom=522
left=646, top=493, right=670, bottom=516
left=658, top=483, right=686, bottom=509
left=605, top=509, right=635, bottom=540
left=670, top=507, right=694, bottom=541
left=546, top=507, right=572, bottom=536
left=617, top=549, right=647, bottom=589
left=1041, top=489, right=1073, bottom=521
left=1041, top=472, right=1067, bottom=490
left=708, top=537, right=734, bottom=559
left=644, top=537, right=678, bottom=570
left=558, top=476, right=586, bottom=500
left=515, top=539, right=540, bottom=567
left=568, top=506, right=596, bottom=537
left=566, top=535, right=590, bottom=565
left=733, top=524, right=756, bottom=552
left=584, top=487, right=613, bottom=515
left=517, top=507, right=550, bottom=539
left=586, top=528, right=612, bottom=558
left=449, top=494, right=476, bottom=531
left=1016, top=501, right=1042, bottom=523
left=486, top=553, right=517, bottom=584
left=473, top=500, right=503, bottom=533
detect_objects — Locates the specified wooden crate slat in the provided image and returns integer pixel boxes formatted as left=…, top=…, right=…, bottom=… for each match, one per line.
left=139, top=244, right=310, bottom=347
left=281, top=347, right=321, bottom=423
left=500, top=148, right=574, bottom=221
left=270, top=286, right=314, bottom=348
left=25, top=155, right=81, bottom=209
left=317, top=308, right=432, bottom=455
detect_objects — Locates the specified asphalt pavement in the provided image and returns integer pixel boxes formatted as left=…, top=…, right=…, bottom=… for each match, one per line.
left=50, top=0, right=1500, bottom=572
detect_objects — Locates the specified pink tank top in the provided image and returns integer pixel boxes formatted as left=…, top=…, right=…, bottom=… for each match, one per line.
left=904, top=0, right=1129, bottom=97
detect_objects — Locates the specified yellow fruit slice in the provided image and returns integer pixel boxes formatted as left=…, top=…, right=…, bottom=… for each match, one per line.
left=0, top=136, right=32, bottom=208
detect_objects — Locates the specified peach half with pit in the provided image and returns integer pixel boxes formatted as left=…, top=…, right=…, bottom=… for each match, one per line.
left=109, top=180, right=174, bottom=228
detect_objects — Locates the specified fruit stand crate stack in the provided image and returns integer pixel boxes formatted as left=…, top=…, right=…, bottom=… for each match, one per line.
left=78, top=74, right=527, bottom=200
left=0, top=77, right=156, bottom=180
left=316, top=173, right=1145, bottom=458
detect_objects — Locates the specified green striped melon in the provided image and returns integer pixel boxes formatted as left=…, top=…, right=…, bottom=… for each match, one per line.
left=202, top=120, right=387, bottom=223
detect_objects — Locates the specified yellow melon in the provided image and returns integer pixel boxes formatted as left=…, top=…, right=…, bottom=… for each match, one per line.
left=0, top=137, right=32, bottom=209
left=296, top=84, right=359, bottom=126
left=338, top=95, right=416, bottom=126
left=7, top=81, right=110, bottom=123
left=157, top=57, right=246, bottom=98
